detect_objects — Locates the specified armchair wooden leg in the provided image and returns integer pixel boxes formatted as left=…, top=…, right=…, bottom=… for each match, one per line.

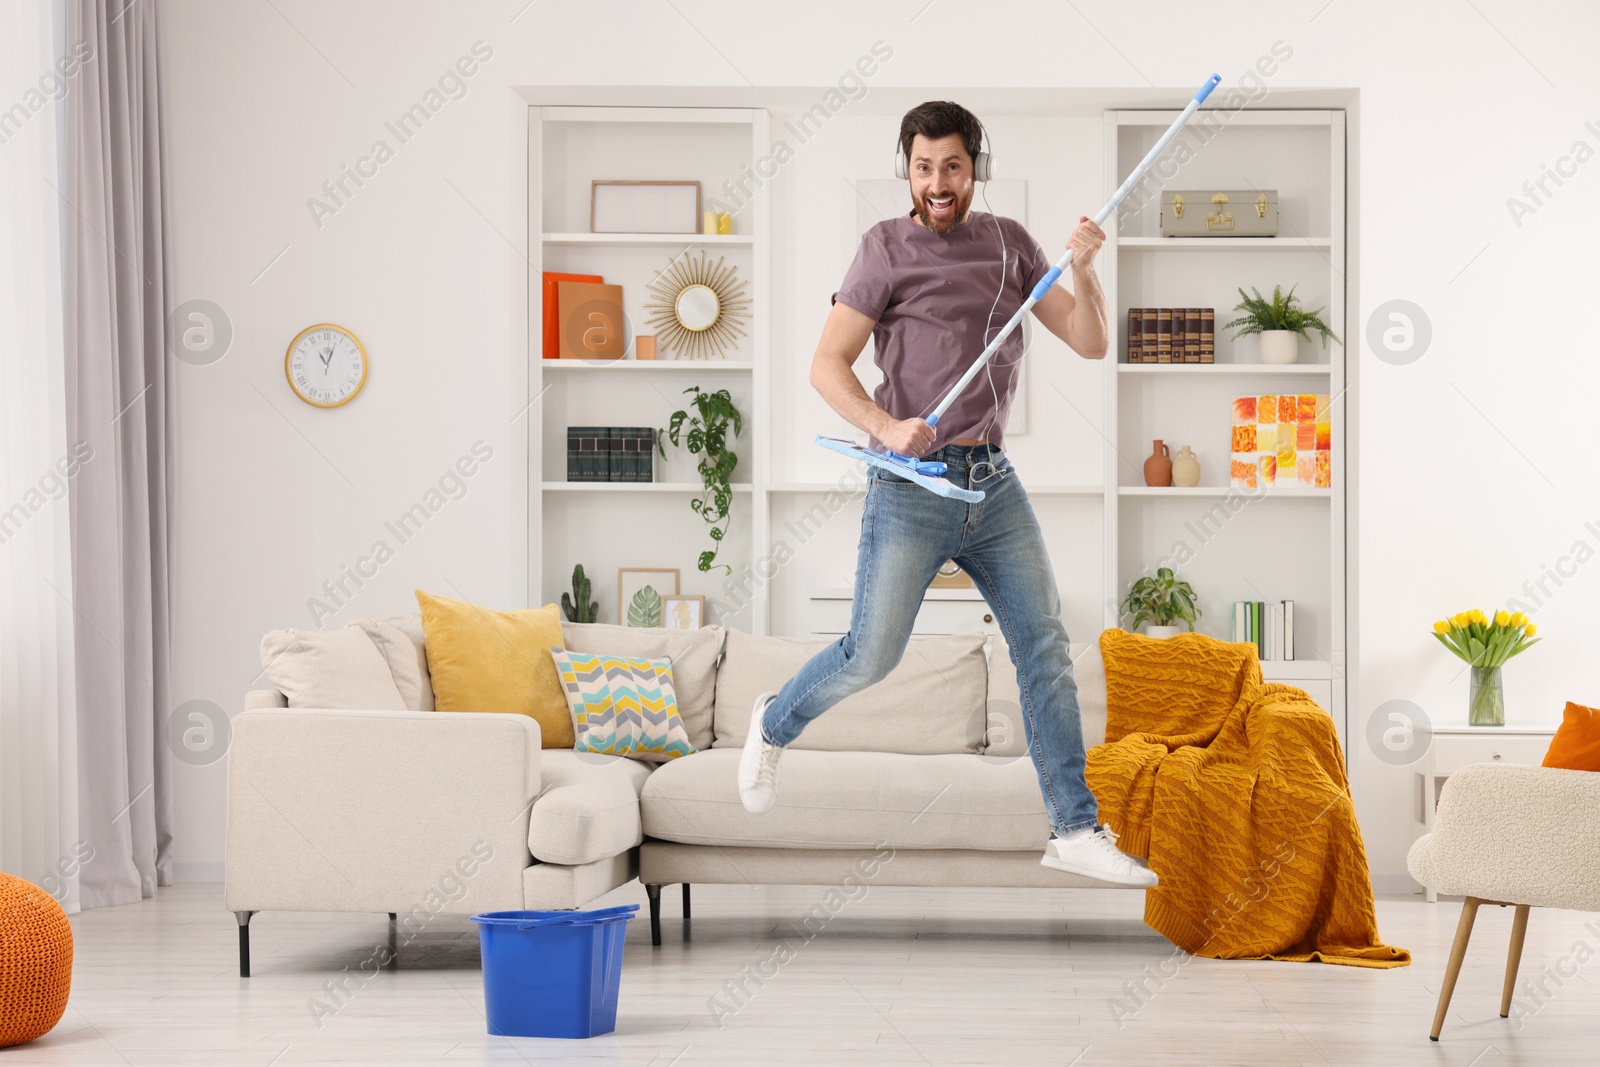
left=1431, top=897, right=1481, bottom=1041
left=1500, top=904, right=1531, bottom=1018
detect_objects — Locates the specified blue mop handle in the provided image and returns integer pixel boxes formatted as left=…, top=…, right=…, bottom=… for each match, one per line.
left=918, top=72, right=1223, bottom=433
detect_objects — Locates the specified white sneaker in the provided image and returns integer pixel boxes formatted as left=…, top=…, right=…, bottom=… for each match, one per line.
left=738, top=692, right=785, bottom=815
left=1041, top=826, right=1159, bottom=888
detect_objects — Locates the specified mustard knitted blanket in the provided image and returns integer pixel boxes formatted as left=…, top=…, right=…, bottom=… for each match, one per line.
left=1087, top=629, right=1409, bottom=967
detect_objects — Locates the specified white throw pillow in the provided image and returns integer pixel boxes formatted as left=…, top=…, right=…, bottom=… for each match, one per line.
left=259, top=627, right=406, bottom=710
left=349, top=615, right=435, bottom=711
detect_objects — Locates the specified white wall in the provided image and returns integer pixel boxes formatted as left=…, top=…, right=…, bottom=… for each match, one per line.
left=160, top=0, right=1600, bottom=888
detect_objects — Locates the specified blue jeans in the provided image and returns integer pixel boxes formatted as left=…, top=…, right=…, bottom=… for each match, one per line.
left=762, top=443, right=1100, bottom=836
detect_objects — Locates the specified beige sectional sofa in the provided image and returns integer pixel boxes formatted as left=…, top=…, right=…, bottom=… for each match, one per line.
left=226, top=617, right=1125, bottom=974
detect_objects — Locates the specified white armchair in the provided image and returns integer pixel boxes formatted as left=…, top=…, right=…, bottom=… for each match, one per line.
left=1406, top=761, right=1600, bottom=1040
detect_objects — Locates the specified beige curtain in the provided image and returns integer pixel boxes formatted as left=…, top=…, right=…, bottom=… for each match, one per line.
left=63, top=0, right=174, bottom=907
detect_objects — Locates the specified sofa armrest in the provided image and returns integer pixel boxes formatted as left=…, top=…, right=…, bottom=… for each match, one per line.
left=226, top=708, right=540, bottom=916
left=244, top=689, right=287, bottom=709
left=1406, top=762, right=1600, bottom=911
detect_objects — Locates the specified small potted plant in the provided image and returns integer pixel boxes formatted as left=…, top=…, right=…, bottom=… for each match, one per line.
left=1224, top=284, right=1341, bottom=365
left=1431, top=609, right=1540, bottom=726
left=1121, top=567, right=1199, bottom=638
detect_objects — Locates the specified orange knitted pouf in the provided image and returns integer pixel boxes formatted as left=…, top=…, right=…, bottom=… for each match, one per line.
left=0, top=873, right=73, bottom=1047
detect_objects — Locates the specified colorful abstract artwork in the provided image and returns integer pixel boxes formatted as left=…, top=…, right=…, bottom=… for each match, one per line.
left=1230, top=394, right=1331, bottom=489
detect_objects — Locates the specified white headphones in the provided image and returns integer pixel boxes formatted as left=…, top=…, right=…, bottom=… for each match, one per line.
left=895, top=123, right=994, bottom=182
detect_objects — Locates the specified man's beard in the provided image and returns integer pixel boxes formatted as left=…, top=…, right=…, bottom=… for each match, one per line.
left=913, top=186, right=973, bottom=233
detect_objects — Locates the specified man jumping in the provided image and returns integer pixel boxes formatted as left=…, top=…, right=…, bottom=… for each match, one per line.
left=737, top=100, right=1157, bottom=890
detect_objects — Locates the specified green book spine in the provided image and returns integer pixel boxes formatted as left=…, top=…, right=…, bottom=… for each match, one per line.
left=627, top=427, right=654, bottom=482
left=606, top=427, right=623, bottom=482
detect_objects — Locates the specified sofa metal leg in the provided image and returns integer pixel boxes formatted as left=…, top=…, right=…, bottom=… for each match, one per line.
left=1431, top=896, right=1481, bottom=1040
left=682, top=883, right=691, bottom=919
left=646, top=883, right=662, bottom=947
left=388, top=912, right=397, bottom=922
left=235, top=911, right=255, bottom=978
left=1500, top=904, right=1531, bottom=1018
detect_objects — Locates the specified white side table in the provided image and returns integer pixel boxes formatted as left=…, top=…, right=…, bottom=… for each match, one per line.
left=1413, top=723, right=1557, bottom=901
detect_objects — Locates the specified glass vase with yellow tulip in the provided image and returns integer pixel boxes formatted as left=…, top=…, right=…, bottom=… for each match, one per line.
left=1430, top=610, right=1540, bottom=726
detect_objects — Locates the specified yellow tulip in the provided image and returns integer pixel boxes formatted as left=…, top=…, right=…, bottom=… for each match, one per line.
left=1473, top=609, right=1488, bottom=624
left=1511, top=612, right=1527, bottom=627
left=1525, top=623, right=1538, bottom=637
left=1433, top=620, right=1450, bottom=635
left=1494, top=610, right=1510, bottom=627
left=1451, top=613, right=1466, bottom=628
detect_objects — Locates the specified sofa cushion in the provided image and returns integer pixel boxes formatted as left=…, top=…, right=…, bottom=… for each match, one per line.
left=561, top=622, right=724, bottom=752
left=711, top=630, right=988, bottom=755
left=529, top=749, right=654, bottom=865
left=259, top=627, right=406, bottom=710
left=416, top=592, right=572, bottom=748
left=349, top=616, right=434, bottom=711
left=983, top=633, right=1108, bottom=757
left=641, top=749, right=1050, bottom=850
left=548, top=648, right=696, bottom=762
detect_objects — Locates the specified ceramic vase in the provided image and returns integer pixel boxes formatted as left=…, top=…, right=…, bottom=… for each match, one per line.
left=1258, top=330, right=1300, bottom=364
left=1143, top=440, right=1172, bottom=487
left=1171, top=445, right=1200, bottom=487
left=1144, top=625, right=1181, bottom=639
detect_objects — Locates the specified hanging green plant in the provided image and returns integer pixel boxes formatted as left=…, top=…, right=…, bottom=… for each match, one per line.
left=660, top=385, right=742, bottom=574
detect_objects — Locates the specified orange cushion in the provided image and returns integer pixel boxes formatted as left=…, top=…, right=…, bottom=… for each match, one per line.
left=0, top=874, right=72, bottom=1047
left=1542, top=701, right=1600, bottom=772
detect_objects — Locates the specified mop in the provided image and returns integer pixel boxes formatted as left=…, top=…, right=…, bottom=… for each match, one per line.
left=816, top=73, right=1223, bottom=503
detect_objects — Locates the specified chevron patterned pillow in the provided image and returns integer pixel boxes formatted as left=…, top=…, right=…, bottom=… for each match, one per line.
left=547, top=647, right=697, bottom=761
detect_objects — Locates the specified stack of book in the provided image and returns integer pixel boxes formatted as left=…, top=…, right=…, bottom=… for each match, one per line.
left=1232, top=600, right=1295, bottom=661
left=1125, top=307, right=1215, bottom=363
left=566, top=426, right=656, bottom=482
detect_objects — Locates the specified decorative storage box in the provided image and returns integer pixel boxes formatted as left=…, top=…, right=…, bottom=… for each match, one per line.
left=1160, top=189, right=1278, bottom=237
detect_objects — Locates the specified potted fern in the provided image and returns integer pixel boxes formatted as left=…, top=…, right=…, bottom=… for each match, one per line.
left=1120, top=567, right=1199, bottom=638
left=1224, top=284, right=1341, bottom=365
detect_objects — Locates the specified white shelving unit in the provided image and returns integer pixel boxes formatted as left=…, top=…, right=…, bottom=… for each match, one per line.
left=1102, top=108, right=1348, bottom=741
left=527, top=106, right=772, bottom=633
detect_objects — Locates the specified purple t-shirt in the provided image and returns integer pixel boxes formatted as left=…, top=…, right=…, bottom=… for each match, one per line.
left=832, top=209, right=1052, bottom=452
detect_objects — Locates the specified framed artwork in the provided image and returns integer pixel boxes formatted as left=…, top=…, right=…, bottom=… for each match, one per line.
left=661, top=594, right=706, bottom=630
left=617, top=568, right=680, bottom=627
left=591, top=181, right=701, bottom=234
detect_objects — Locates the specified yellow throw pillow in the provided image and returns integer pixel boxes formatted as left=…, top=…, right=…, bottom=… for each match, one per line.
left=415, top=591, right=573, bottom=748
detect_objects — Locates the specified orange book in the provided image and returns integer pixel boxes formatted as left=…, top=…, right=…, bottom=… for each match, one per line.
left=542, top=272, right=603, bottom=359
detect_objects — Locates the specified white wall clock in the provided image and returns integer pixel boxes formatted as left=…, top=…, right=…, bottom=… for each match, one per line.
left=285, top=323, right=367, bottom=408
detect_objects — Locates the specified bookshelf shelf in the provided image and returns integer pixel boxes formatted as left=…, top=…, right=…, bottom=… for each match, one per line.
left=1118, top=236, right=1332, bottom=252
left=1118, top=363, right=1331, bottom=376
left=542, top=482, right=753, bottom=493
left=541, top=232, right=753, bottom=246
left=540, top=360, right=755, bottom=371
left=1117, top=486, right=1331, bottom=498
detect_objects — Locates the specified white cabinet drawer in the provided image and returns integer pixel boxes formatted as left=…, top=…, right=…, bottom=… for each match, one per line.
left=1429, top=733, right=1552, bottom=776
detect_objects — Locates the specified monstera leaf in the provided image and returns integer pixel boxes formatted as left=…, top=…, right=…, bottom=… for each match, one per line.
left=627, top=585, right=662, bottom=627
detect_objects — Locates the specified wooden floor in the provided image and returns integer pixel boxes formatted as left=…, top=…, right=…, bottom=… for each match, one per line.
left=11, top=881, right=1597, bottom=1065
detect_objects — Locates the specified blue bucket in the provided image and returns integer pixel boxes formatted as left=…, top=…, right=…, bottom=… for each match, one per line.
left=471, top=904, right=639, bottom=1039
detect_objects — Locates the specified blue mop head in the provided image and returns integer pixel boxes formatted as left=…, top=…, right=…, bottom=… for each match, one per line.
left=814, top=436, right=983, bottom=503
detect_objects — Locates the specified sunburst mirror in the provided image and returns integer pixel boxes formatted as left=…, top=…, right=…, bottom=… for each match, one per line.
left=643, top=250, right=751, bottom=360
